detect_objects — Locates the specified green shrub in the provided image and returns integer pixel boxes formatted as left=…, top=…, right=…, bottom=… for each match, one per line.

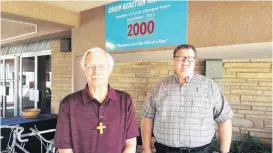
left=211, top=134, right=272, bottom=153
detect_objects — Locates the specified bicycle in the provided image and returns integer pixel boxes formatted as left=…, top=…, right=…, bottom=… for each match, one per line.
left=28, top=126, right=58, bottom=153
left=1, top=125, right=30, bottom=153
left=1, top=125, right=58, bottom=153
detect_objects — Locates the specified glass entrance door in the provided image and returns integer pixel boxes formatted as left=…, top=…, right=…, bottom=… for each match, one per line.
left=37, top=55, right=51, bottom=113
left=0, top=50, right=51, bottom=118
left=19, top=53, right=51, bottom=115
left=0, top=59, right=5, bottom=118
left=21, top=57, right=36, bottom=110
left=0, top=58, right=17, bottom=118
left=6, top=59, right=16, bottom=118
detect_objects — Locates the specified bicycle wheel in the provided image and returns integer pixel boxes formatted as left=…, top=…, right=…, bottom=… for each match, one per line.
left=1, top=150, right=11, bottom=153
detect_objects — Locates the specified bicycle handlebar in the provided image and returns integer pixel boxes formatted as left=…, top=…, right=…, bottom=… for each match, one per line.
left=16, top=127, right=29, bottom=143
left=1, top=125, right=29, bottom=143
left=30, top=127, right=52, bottom=144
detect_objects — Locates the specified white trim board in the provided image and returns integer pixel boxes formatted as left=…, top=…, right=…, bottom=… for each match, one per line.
left=1, top=18, right=38, bottom=42
left=0, top=50, right=51, bottom=59
left=111, top=42, right=272, bottom=62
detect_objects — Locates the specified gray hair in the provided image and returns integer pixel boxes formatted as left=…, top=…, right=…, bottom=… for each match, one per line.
left=80, top=47, right=114, bottom=73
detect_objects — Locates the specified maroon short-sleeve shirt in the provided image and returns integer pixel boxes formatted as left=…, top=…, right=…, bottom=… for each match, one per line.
left=54, top=85, right=139, bottom=153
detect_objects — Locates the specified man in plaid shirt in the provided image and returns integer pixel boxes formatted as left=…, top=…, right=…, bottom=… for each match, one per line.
left=141, top=44, right=233, bottom=153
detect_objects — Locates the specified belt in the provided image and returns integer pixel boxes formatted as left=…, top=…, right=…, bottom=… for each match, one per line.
left=156, top=142, right=211, bottom=153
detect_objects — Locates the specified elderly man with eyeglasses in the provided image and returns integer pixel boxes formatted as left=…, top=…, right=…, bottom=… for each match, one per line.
left=54, top=47, right=139, bottom=153
left=141, top=44, right=233, bottom=153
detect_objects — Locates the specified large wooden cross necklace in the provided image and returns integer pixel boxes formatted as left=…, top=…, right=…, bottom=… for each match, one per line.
left=90, top=101, right=109, bottom=135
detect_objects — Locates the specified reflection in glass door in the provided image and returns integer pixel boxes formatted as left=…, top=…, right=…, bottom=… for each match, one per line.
left=37, top=55, right=51, bottom=113
left=21, top=57, right=35, bottom=110
left=0, top=59, right=5, bottom=118
left=1, top=59, right=16, bottom=118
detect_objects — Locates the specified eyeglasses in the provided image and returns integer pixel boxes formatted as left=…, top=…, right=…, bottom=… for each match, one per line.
left=85, top=64, right=109, bottom=72
left=173, top=56, right=195, bottom=62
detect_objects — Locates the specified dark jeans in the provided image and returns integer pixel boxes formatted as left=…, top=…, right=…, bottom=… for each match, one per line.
left=155, top=142, right=212, bottom=153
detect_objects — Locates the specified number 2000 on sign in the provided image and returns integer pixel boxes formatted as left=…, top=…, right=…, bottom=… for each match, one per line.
left=127, top=20, right=155, bottom=37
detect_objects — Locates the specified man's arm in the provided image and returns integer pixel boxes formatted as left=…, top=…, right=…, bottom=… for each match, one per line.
left=122, top=137, right=137, bottom=153
left=59, top=149, right=74, bottom=153
left=123, top=94, right=139, bottom=153
left=140, top=83, right=159, bottom=153
left=141, top=117, right=153, bottom=153
left=54, top=98, right=73, bottom=152
left=211, top=80, right=233, bottom=153
left=218, top=119, right=232, bottom=153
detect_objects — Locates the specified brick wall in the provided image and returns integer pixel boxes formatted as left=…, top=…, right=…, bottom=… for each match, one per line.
left=50, top=39, right=72, bottom=114
left=216, top=59, right=272, bottom=143
left=109, top=59, right=272, bottom=143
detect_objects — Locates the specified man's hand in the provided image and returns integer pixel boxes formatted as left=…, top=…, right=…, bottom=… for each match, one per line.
left=59, top=149, right=74, bottom=153
left=142, top=149, right=153, bottom=153
left=122, top=137, right=136, bottom=153
left=142, top=148, right=153, bottom=153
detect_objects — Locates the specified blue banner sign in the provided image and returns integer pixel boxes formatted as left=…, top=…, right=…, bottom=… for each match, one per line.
left=105, top=0, right=188, bottom=51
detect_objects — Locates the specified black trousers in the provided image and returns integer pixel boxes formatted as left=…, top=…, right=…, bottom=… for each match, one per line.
left=155, top=142, right=213, bottom=153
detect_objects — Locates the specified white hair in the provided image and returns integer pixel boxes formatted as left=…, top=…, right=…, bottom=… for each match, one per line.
left=80, top=47, right=114, bottom=73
